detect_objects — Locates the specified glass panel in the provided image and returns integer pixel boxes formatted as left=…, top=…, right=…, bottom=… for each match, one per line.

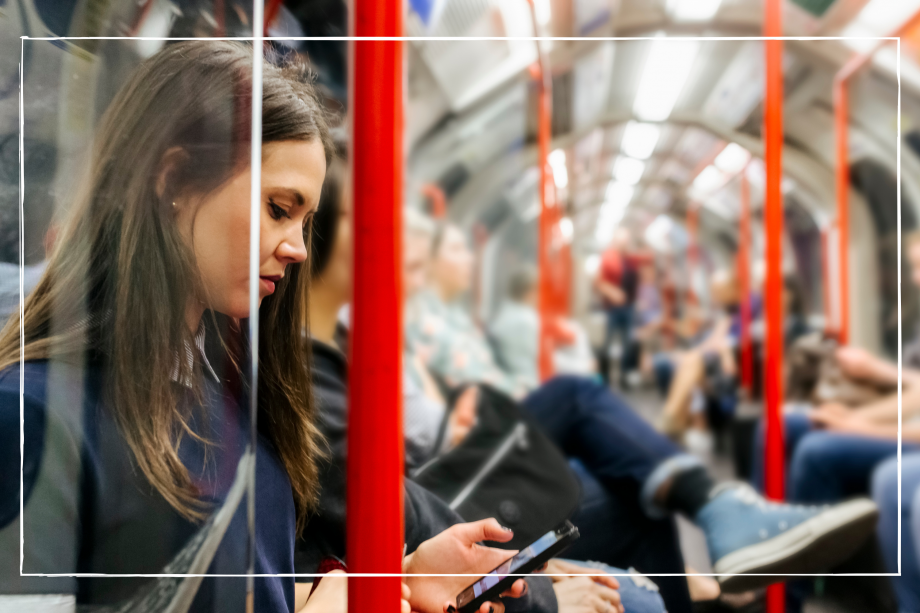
left=1, top=22, right=294, bottom=613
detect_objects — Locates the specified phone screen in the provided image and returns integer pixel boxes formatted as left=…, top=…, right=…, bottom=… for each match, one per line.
left=467, top=530, right=559, bottom=599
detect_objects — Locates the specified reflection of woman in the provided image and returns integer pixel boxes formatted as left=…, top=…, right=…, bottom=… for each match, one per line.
left=0, top=41, right=333, bottom=612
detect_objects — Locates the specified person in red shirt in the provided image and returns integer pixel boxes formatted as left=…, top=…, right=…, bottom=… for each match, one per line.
left=595, top=228, right=649, bottom=387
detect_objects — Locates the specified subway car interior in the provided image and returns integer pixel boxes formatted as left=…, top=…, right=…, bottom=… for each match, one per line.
left=1, top=0, right=919, bottom=612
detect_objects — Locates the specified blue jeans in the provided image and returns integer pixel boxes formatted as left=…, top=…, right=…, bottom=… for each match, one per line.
left=562, top=559, right=668, bottom=613
left=521, top=376, right=695, bottom=613
left=873, top=454, right=920, bottom=613
left=752, top=412, right=920, bottom=501
left=522, top=376, right=683, bottom=497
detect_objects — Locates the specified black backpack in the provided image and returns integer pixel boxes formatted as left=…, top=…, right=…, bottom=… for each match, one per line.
left=410, top=384, right=581, bottom=550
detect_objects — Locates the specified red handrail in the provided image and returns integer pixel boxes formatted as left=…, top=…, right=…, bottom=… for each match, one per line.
left=764, top=0, right=786, bottom=608
left=347, top=4, right=405, bottom=611
left=833, top=9, right=920, bottom=345
left=738, top=171, right=754, bottom=394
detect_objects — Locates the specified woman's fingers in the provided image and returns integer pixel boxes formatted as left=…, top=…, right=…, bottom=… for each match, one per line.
left=478, top=602, right=504, bottom=613
left=402, top=581, right=411, bottom=600
left=498, top=578, right=527, bottom=598
left=453, top=518, right=515, bottom=545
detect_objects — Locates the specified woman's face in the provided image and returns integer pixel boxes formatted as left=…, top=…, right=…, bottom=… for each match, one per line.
left=432, top=226, right=474, bottom=299
left=176, top=140, right=327, bottom=319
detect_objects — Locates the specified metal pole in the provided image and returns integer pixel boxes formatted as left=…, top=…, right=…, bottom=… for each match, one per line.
left=764, top=0, right=786, bottom=608
left=347, top=2, right=405, bottom=610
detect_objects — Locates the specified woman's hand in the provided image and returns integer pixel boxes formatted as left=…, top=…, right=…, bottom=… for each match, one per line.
left=809, top=403, right=864, bottom=433
left=448, top=386, right=479, bottom=449
left=299, top=570, right=347, bottom=613
left=541, top=559, right=619, bottom=591
left=402, top=519, right=527, bottom=613
left=551, top=576, right=624, bottom=613
left=298, top=572, right=413, bottom=613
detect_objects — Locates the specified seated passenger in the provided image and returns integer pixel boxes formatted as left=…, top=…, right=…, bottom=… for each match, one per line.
left=300, top=150, right=652, bottom=613
left=489, top=267, right=541, bottom=390
left=489, top=267, right=596, bottom=389
left=403, top=216, right=879, bottom=612
left=872, top=453, right=920, bottom=613
left=0, top=41, right=522, bottom=613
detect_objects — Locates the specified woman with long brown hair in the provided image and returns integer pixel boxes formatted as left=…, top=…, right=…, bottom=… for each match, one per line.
left=0, top=40, right=528, bottom=613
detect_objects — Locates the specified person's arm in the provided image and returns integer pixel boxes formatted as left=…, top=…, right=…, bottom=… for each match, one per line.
left=836, top=346, right=900, bottom=387
left=593, top=271, right=625, bottom=306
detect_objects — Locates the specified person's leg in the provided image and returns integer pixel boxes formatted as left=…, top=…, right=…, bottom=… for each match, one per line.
left=751, top=412, right=812, bottom=493
left=558, top=558, right=668, bottom=613
left=657, top=350, right=705, bottom=438
left=872, top=454, right=920, bottom=613
left=522, top=376, right=692, bottom=512
left=563, top=460, right=692, bottom=613
left=524, top=376, right=879, bottom=593
left=789, top=432, right=904, bottom=503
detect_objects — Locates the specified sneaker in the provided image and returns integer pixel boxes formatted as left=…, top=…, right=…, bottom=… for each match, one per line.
left=694, top=483, right=878, bottom=593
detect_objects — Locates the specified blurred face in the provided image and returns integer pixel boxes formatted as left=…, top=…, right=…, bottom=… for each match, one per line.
left=404, top=232, right=431, bottom=299
left=909, top=243, right=920, bottom=288
left=710, top=274, right=739, bottom=310
left=432, top=225, right=474, bottom=299
left=317, top=181, right=354, bottom=303
left=176, top=140, right=326, bottom=319
left=612, top=228, right=632, bottom=251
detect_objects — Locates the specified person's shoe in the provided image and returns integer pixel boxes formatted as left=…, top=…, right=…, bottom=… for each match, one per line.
left=694, top=483, right=878, bottom=593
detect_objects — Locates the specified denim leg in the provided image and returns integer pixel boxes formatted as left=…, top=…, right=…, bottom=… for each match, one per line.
left=564, top=459, right=692, bottom=613
left=751, top=413, right=813, bottom=493
left=788, top=433, right=906, bottom=503
left=872, top=454, right=920, bottom=613
left=522, top=376, right=682, bottom=488
left=556, top=558, right=668, bottom=613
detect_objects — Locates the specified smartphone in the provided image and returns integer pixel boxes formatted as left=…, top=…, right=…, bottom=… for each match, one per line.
left=455, top=522, right=580, bottom=613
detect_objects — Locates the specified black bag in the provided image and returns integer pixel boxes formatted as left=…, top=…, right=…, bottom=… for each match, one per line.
left=410, top=384, right=581, bottom=550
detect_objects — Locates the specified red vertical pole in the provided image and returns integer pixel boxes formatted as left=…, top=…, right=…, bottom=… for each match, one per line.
left=738, top=172, right=754, bottom=394
left=348, top=5, right=404, bottom=611
left=821, top=226, right=833, bottom=338
left=535, top=60, right=556, bottom=382
left=764, top=0, right=786, bottom=609
left=686, top=202, right=699, bottom=271
left=833, top=77, right=850, bottom=346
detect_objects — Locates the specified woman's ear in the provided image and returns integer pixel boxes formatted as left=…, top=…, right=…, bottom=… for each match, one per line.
left=156, top=146, right=190, bottom=201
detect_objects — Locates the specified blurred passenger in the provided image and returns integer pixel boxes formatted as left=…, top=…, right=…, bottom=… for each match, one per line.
left=656, top=269, right=743, bottom=444
left=872, top=454, right=920, bottom=612
left=594, top=228, right=645, bottom=387
left=302, top=166, right=647, bottom=613
left=489, top=266, right=540, bottom=390
left=409, top=223, right=532, bottom=398
left=405, top=217, right=880, bottom=612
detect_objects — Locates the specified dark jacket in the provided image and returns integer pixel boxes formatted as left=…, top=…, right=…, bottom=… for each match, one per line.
left=296, top=338, right=558, bottom=612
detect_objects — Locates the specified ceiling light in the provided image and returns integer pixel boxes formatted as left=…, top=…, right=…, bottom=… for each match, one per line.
left=559, top=217, right=574, bottom=242
left=533, top=0, right=552, bottom=26
left=713, top=143, right=751, bottom=174
left=853, top=0, right=920, bottom=34
left=621, top=121, right=660, bottom=160
left=633, top=37, right=700, bottom=121
left=613, top=156, right=646, bottom=186
left=605, top=182, right=635, bottom=207
left=549, top=149, right=568, bottom=189
left=692, top=165, right=727, bottom=194
left=668, top=0, right=722, bottom=21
